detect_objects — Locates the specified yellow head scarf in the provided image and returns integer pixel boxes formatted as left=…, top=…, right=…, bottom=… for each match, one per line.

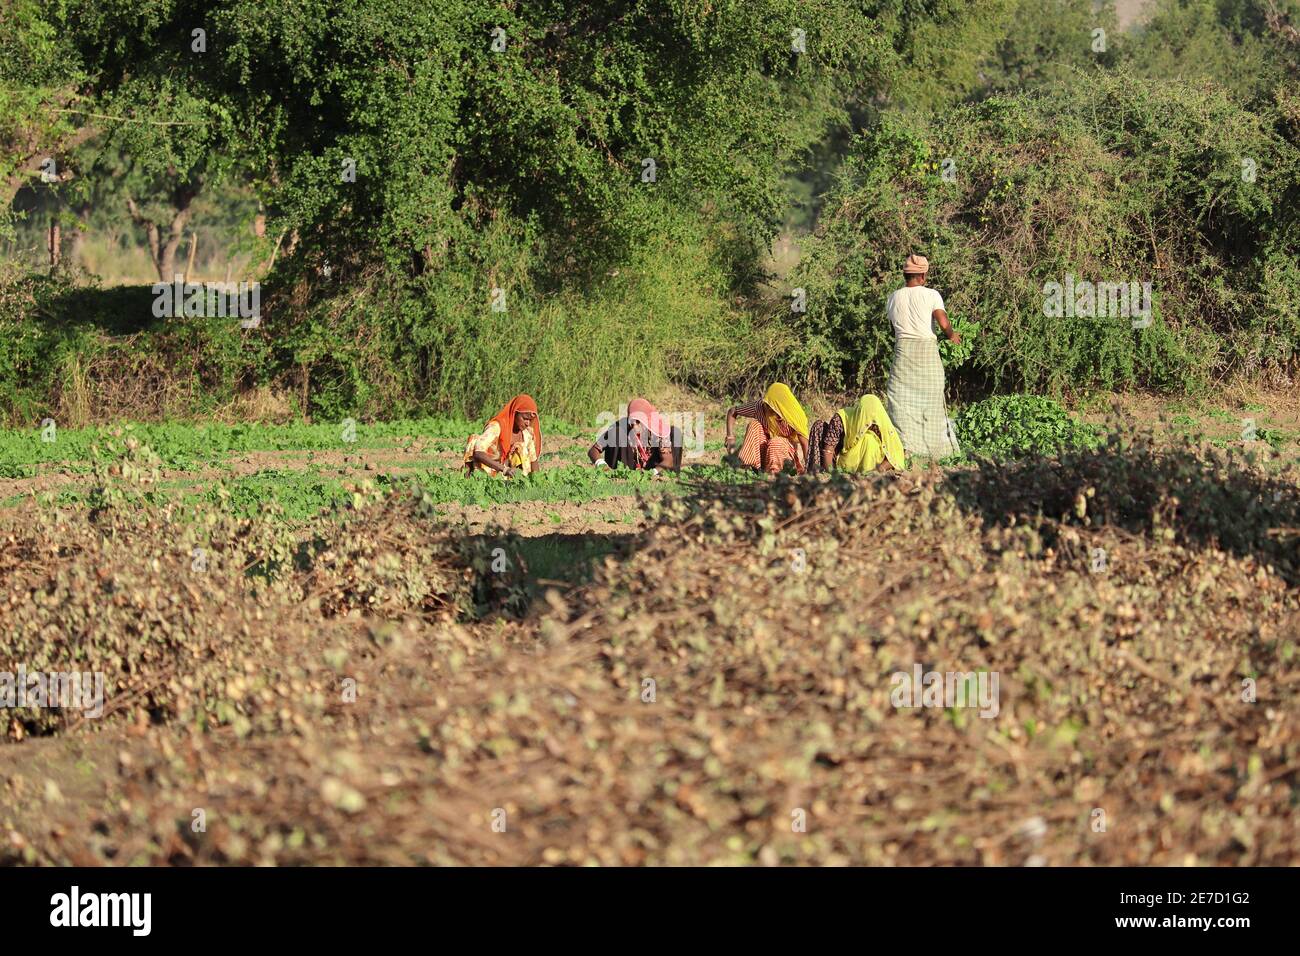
left=762, top=383, right=809, bottom=441
left=836, top=394, right=906, bottom=473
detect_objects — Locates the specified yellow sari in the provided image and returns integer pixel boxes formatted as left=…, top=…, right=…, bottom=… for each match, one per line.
left=762, top=383, right=809, bottom=441
left=835, top=395, right=906, bottom=473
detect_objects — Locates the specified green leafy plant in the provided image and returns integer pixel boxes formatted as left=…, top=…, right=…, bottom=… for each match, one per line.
left=938, top=315, right=977, bottom=368
left=954, top=394, right=1101, bottom=459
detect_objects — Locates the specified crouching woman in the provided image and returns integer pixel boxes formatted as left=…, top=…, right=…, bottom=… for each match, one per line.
left=588, top=398, right=683, bottom=473
left=808, top=394, right=906, bottom=474
left=463, top=394, right=542, bottom=478
left=725, top=383, right=810, bottom=475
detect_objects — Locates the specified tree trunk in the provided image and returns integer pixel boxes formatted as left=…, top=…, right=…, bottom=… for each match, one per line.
left=126, top=185, right=198, bottom=283
left=68, top=203, right=91, bottom=267
left=127, top=198, right=161, bottom=274
left=48, top=218, right=61, bottom=269
left=156, top=205, right=193, bottom=282
left=183, top=231, right=198, bottom=283
left=265, top=230, right=288, bottom=274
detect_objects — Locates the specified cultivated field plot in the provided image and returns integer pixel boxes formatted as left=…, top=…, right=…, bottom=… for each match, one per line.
left=0, top=415, right=740, bottom=536
left=0, top=395, right=1297, bottom=865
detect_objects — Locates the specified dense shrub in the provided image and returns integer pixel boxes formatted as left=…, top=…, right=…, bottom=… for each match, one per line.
left=0, top=227, right=781, bottom=427
left=5, top=1, right=892, bottom=424
left=0, top=270, right=275, bottom=426
left=1126, top=0, right=1298, bottom=103
left=791, top=72, right=1300, bottom=395
left=260, top=211, right=791, bottom=423
left=0, top=270, right=88, bottom=422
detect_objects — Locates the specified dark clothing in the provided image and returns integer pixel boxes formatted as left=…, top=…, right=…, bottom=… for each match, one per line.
left=806, top=415, right=845, bottom=474
left=597, top=418, right=682, bottom=470
left=603, top=443, right=676, bottom=470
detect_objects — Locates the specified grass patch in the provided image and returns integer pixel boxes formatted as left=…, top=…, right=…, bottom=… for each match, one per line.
left=513, top=532, right=632, bottom=587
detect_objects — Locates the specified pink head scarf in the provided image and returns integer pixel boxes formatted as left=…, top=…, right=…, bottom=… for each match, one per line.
left=627, top=398, right=671, bottom=469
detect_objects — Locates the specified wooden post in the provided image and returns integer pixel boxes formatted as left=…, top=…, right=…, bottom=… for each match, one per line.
left=183, top=230, right=198, bottom=284
left=48, top=217, right=61, bottom=268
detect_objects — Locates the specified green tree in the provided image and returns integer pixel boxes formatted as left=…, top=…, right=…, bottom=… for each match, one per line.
left=0, top=0, right=91, bottom=239
left=1124, top=0, right=1299, bottom=103
left=201, top=0, right=896, bottom=417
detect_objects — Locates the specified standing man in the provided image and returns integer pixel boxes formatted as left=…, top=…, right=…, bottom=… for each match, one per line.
left=885, top=254, right=963, bottom=458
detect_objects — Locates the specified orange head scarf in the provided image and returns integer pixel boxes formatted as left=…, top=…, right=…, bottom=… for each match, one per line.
left=487, top=394, right=541, bottom=462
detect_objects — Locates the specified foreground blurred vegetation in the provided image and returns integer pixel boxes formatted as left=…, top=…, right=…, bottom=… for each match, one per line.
left=1, top=0, right=1297, bottom=425
left=4, top=429, right=1298, bottom=863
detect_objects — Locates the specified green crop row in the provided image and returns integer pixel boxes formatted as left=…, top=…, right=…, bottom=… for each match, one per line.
left=0, top=416, right=590, bottom=478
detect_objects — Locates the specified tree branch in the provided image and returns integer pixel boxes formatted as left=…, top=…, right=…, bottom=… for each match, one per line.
left=2, top=124, right=97, bottom=208
left=46, top=108, right=208, bottom=127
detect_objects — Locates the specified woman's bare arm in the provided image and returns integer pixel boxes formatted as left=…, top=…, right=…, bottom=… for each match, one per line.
left=725, top=402, right=761, bottom=452
left=472, top=449, right=509, bottom=474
